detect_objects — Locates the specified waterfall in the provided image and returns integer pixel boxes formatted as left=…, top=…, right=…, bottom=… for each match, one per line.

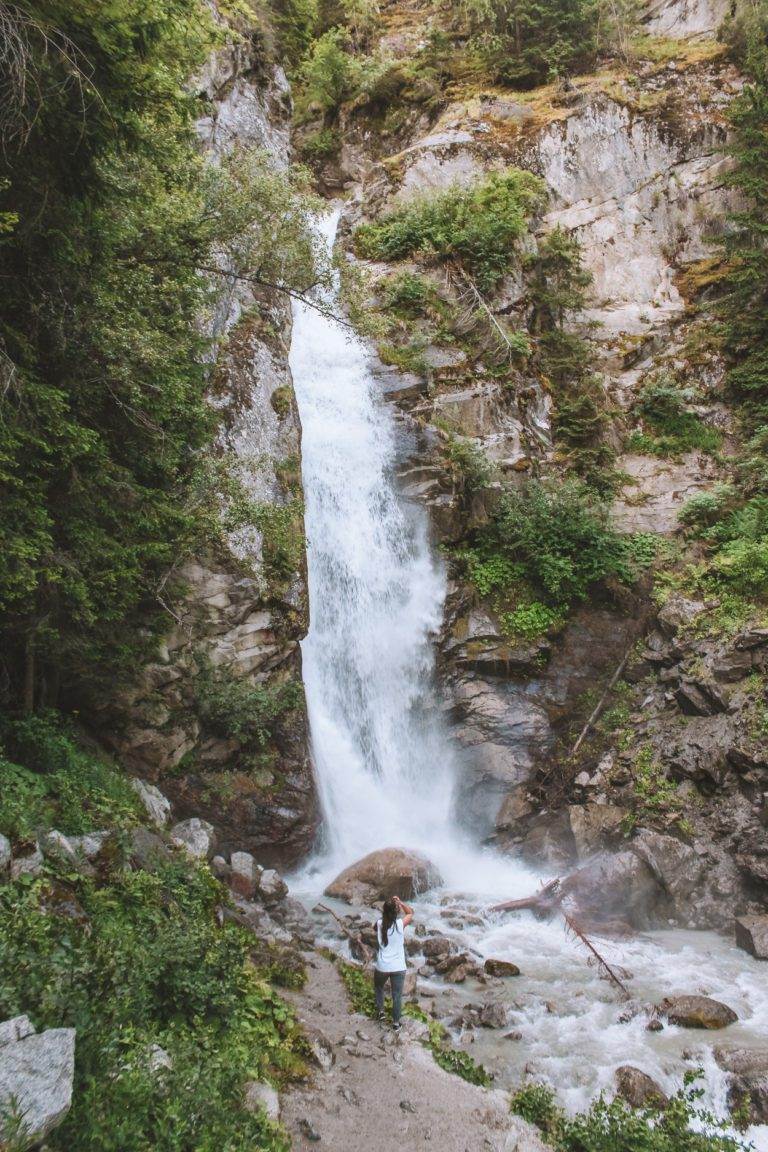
left=290, top=210, right=458, bottom=875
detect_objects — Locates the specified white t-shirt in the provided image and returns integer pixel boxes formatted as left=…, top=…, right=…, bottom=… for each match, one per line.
left=375, top=917, right=406, bottom=973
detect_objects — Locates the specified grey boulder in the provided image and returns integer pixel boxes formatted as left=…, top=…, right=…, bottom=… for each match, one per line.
left=0, top=1018, right=75, bottom=1149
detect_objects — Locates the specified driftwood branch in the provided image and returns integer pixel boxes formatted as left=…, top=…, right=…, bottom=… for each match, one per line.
left=316, top=903, right=372, bottom=963
left=448, top=262, right=519, bottom=361
left=569, top=647, right=632, bottom=758
left=490, top=877, right=562, bottom=915
left=563, top=912, right=631, bottom=999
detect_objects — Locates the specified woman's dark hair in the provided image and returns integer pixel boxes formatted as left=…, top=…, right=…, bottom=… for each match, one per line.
left=380, top=898, right=398, bottom=947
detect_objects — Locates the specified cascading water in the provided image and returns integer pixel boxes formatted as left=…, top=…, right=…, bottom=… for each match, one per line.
left=290, top=211, right=768, bottom=1149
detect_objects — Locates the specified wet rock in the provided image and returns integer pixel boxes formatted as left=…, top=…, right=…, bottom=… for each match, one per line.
left=715, top=1049, right=768, bottom=1125
left=735, top=915, right=768, bottom=960
left=423, top=936, right=455, bottom=960
left=561, top=851, right=663, bottom=929
left=630, top=830, right=705, bottom=913
left=130, top=779, right=171, bottom=828
left=325, top=848, right=442, bottom=904
left=244, top=1080, right=280, bottom=1121
left=659, top=995, right=737, bottom=1029
left=479, top=1002, right=509, bottom=1029
left=615, top=1065, right=669, bottom=1109
left=230, top=851, right=260, bottom=898
left=0, top=1018, right=76, bottom=1149
left=258, top=867, right=289, bottom=906
left=484, top=958, right=521, bottom=978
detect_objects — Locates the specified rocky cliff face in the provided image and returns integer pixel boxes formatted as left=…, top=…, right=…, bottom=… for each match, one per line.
left=328, top=0, right=766, bottom=927
left=92, top=15, right=318, bottom=869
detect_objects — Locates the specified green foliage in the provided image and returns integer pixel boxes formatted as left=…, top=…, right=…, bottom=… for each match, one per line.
left=526, top=228, right=614, bottom=488
left=467, top=480, right=640, bottom=610
left=461, top=0, right=602, bottom=89
left=382, top=271, right=432, bottom=317
left=500, top=601, right=564, bottom=641
left=628, top=743, right=686, bottom=829
left=298, top=27, right=358, bottom=112
left=511, top=1077, right=749, bottom=1152
left=194, top=659, right=304, bottom=759
left=0, top=714, right=139, bottom=842
left=0, top=726, right=304, bottom=1150
left=628, top=376, right=722, bottom=459
left=271, top=0, right=320, bottom=66
left=445, top=436, right=494, bottom=494
left=355, top=170, right=546, bottom=291
left=0, top=1, right=322, bottom=712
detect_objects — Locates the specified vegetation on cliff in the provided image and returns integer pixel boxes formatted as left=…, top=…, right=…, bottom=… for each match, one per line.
left=0, top=0, right=321, bottom=717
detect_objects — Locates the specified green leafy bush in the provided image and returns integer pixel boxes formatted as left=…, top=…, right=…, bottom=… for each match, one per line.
left=0, top=723, right=305, bottom=1151
left=445, top=436, right=494, bottom=494
left=500, top=601, right=564, bottom=641
left=628, top=377, right=722, bottom=458
left=354, top=170, right=546, bottom=291
left=298, top=27, right=358, bottom=113
left=194, top=660, right=304, bottom=756
left=0, top=715, right=139, bottom=842
left=511, top=1077, right=749, bottom=1152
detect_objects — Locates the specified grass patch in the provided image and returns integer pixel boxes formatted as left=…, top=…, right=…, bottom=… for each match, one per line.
left=627, top=377, right=722, bottom=460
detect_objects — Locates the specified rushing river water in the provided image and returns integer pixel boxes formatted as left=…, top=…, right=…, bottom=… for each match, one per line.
left=289, top=212, right=768, bottom=1148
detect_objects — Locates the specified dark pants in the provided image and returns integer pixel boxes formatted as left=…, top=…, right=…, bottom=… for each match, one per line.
left=374, top=969, right=405, bottom=1023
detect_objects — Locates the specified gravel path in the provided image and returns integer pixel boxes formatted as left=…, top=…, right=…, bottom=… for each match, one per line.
left=281, top=954, right=549, bottom=1152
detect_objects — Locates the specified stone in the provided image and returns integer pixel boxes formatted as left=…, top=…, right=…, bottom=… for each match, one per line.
left=568, top=804, right=626, bottom=859
left=39, top=830, right=79, bottom=866
left=561, top=851, right=663, bottom=929
left=130, top=779, right=171, bottom=828
left=484, top=958, right=521, bottom=978
left=210, top=855, right=231, bottom=881
left=615, top=1065, right=669, bottom=1109
left=170, top=817, right=216, bottom=861
left=325, top=848, right=442, bottom=904
left=0, top=1023, right=75, bottom=1149
left=127, top=826, right=172, bottom=871
left=423, top=936, right=455, bottom=960
left=0, top=833, right=10, bottom=874
left=715, top=1049, right=768, bottom=1125
left=659, top=995, right=738, bottom=1029
left=305, top=1027, right=334, bottom=1073
left=675, top=679, right=728, bottom=717
left=0, top=1016, right=35, bottom=1046
left=258, top=868, right=288, bottom=906
left=147, top=1044, right=173, bottom=1074
left=630, top=829, right=706, bottom=914
left=244, top=1080, right=280, bottom=1121
left=478, top=1002, right=509, bottom=1029
left=230, top=851, right=260, bottom=898
left=68, top=831, right=110, bottom=860
left=735, top=915, right=768, bottom=960
left=10, top=847, right=44, bottom=881
left=657, top=596, right=707, bottom=637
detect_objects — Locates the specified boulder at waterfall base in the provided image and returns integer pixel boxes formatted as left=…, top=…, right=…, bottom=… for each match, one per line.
left=325, top=848, right=443, bottom=904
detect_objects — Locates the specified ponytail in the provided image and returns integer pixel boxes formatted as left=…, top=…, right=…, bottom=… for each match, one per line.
left=380, top=898, right=398, bottom=948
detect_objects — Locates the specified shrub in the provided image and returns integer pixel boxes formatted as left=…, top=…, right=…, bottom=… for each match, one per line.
left=354, top=170, right=546, bottom=291
left=511, top=1077, right=749, bottom=1151
left=194, top=660, right=304, bottom=756
left=500, top=601, right=564, bottom=641
left=382, top=271, right=432, bottom=316
left=628, top=377, right=722, bottom=458
left=298, top=28, right=358, bottom=112
left=445, top=436, right=494, bottom=494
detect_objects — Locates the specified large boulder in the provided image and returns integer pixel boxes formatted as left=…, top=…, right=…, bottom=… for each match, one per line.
left=659, top=995, right=737, bottom=1029
left=560, top=851, right=664, bottom=929
left=615, top=1065, right=669, bottom=1109
left=735, top=915, right=768, bottom=960
left=0, top=1017, right=75, bottom=1149
left=324, top=848, right=442, bottom=905
left=568, top=804, right=626, bottom=860
left=715, top=1048, right=768, bottom=1124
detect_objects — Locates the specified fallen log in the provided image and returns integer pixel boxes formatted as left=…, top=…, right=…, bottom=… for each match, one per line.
left=490, top=878, right=562, bottom=915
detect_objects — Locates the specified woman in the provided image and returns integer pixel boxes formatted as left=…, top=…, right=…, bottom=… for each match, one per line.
left=373, top=894, right=413, bottom=1031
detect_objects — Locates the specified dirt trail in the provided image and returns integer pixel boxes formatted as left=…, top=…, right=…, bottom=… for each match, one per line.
left=281, top=954, right=548, bottom=1152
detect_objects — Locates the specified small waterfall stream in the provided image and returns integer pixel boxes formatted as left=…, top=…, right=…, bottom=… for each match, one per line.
left=289, top=212, right=768, bottom=1147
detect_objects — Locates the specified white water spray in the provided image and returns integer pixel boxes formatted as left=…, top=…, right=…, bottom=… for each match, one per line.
left=289, top=213, right=768, bottom=1146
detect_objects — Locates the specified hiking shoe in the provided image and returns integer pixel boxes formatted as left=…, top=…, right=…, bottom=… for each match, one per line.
left=392, top=1021, right=402, bottom=1033
left=377, top=1011, right=386, bottom=1022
